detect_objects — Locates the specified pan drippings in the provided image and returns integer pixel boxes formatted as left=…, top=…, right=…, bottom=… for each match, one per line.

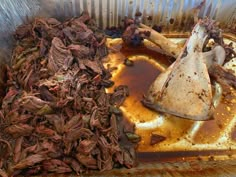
left=106, top=38, right=236, bottom=154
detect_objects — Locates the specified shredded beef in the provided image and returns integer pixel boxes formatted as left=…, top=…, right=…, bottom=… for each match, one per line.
left=0, top=12, right=139, bottom=176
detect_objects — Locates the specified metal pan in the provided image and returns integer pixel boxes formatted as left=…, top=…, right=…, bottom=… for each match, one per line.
left=0, top=0, right=236, bottom=176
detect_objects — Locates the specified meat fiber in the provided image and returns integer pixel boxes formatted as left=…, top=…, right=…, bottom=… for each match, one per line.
left=0, top=12, right=139, bottom=176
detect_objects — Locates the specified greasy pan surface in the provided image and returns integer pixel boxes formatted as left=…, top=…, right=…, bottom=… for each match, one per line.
left=105, top=35, right=236, bottom=152
left=98, top=34, right=236, bottom=176
left=0, top=0, right=235, bottom=176
left=34, top=159, right=236, bottom=177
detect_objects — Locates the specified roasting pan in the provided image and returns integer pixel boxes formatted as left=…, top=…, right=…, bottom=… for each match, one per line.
left=0, top=0, right=236, bottom=176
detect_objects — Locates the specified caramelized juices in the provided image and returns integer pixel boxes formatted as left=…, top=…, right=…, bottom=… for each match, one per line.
left=106, top=38, right=236, bottom=154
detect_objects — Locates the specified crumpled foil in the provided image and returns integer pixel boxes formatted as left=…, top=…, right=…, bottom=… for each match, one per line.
left=0, top=0, right=235, bottom=63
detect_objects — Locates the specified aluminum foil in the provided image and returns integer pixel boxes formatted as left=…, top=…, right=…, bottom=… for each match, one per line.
left=0, top=0, right=236, bottom=63
left=0, top=0, right=236, bottom=176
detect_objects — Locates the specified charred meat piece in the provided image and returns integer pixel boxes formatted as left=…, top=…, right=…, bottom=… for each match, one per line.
left=150, top=134, right=166, bottom=146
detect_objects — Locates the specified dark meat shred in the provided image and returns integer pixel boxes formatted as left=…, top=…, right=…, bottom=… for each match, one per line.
left=0, top=12, right=139, bottom=176
left=150, top=134, right=166, bottom=146
left=208, top=64, right=236, bottom=89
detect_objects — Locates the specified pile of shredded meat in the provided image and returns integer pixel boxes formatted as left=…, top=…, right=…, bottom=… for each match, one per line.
left=0, top=12, right=140, bottom=176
